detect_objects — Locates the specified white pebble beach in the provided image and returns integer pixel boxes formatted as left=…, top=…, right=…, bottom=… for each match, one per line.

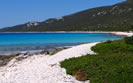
left=0, top=42, right=98, bottom=83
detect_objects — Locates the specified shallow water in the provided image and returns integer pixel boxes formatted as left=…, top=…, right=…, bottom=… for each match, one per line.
left=0, top=33, right=122, bottom=54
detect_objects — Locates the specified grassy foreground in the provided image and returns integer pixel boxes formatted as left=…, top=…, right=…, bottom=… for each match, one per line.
left=60, top=36, right=133, bottom=83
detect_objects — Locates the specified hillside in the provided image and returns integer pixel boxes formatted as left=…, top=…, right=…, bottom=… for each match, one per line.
left=0, top=0, right=133, bottom=32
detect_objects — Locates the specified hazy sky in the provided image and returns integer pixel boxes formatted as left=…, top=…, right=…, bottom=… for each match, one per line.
left=0, top=0, right=125, bottom=28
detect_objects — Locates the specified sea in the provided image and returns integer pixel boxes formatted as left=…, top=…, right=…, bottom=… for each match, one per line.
left=0, top=32, right=123, bottom=55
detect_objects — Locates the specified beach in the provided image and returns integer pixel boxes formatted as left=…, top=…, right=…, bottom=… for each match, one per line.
left=0, top=32, right=132, bottom=83
left=0, top=42, right=98, bottom=83
left=110, top=32, right=133, bottom=36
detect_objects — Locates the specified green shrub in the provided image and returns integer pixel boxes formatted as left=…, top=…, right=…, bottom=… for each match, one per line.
left=91, top=40, right=133, bottom=54
left=61, top=38, right=133, bottom=82
left=61, top=55, right=133, bottom=83
left=125, top=36, right=133, bottom=45
left=105, top=40, right=112, bottom=43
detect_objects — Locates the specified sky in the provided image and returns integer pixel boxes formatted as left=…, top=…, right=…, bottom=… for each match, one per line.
left=0, top=0, right=126, bottom=28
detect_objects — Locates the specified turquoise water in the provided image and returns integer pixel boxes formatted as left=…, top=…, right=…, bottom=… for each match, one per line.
left=0, top=33, right=123, bottom=54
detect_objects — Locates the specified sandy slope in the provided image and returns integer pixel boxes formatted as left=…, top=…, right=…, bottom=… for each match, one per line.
left=0, top=43, right=98, bottom=83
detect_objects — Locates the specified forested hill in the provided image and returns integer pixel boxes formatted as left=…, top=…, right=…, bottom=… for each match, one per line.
left=0, top=0, right=133, bottom=32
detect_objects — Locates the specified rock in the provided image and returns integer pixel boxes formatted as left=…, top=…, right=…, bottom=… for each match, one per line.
left=0, top=60, right=3, bottom=63
left=11, top=53, right=21, bottom=56
left=28, top=53, right=34, bottom=56
left=0, top=55, right=17, bottom=67
left=73, top=70, right=88, bottom=81
left=23, top=52, right=30, bottom=55
left=40, top=49, right=49, bottom=55
left=50, top=64, right=57, bottom=67
left=16, top=56, right=25, bottom=61
left=15, top=53, right=29, bottom=61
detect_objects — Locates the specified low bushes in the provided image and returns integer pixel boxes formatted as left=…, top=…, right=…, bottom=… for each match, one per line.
left=61, top=55, right=133, bottom=83
left=125, top=36, right=133, bottom=45
left=61, top=37, right=133, bottom=83
left=91, top=40, right=133, bottom=54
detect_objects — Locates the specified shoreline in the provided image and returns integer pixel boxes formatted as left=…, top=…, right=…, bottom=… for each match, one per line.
left=0, top=45, right=74, bottom=56
left=110, top=32, right=133, bottom=36
left=0, top=42, right=98, bottom=83
left=0, top=31, right=132, bottom=56
left=0, top=31, right=132, bottom=36
left=0, top=31, right=132, bottom=33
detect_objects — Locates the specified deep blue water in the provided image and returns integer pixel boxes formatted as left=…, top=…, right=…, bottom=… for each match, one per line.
left=0, top=33, right=123, bottom=54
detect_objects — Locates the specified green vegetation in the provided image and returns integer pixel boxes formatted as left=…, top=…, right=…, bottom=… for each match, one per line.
left=61, top=55, right=133, bottom=83
left=125, top=36, right=133, bottom=45
left=61, top=36, right=133, bottom=83
left=91, top=39, right=133, bottom=54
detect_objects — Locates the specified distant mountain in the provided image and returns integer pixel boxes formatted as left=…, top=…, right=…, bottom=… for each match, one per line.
left=0, top=0, right=133, bottom=32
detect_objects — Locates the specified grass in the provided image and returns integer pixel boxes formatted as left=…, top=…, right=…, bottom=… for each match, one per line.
left=60, top=36, right=133, bottom=83
left=91, top=39, right=133, bottom=54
